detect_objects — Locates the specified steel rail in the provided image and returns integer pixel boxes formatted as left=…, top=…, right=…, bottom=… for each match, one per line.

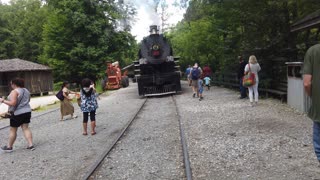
left=172, top=95, right=193, bottom=180
left=82, top=98, right=148, bottom=180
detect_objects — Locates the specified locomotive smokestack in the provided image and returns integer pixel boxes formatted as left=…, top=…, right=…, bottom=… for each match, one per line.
left=149, top=25, right=159, bottom=35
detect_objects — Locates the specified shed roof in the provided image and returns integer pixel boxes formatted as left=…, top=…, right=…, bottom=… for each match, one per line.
left=0, top=58, right=51, bottom=72
left=291, top=10, right=320, bottom=32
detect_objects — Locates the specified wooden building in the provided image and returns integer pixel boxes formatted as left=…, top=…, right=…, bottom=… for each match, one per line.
left=0, top=59, right=53, bottom=96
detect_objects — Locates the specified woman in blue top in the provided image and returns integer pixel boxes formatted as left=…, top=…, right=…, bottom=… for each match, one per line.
left=80, top=78, right=98, bottom=135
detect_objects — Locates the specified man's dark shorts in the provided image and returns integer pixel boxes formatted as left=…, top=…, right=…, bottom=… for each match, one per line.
left=10, top=112, right=31, bottom=127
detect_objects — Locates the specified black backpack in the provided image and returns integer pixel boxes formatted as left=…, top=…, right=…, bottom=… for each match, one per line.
left=55, top=89, right=64, bottom=101
left=191, top=67, right=200, bottom=80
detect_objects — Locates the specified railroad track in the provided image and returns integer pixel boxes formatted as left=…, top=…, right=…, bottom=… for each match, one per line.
left=82, top=95, right=193, bottom=180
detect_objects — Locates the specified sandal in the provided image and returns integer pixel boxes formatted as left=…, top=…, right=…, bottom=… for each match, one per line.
left=82, top=132, right=88, bottom=136
left=91, top=132, right=96, bottom=135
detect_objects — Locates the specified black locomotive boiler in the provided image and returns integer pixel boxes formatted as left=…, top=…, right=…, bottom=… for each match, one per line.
left=134, top=25, right=181, bottom=96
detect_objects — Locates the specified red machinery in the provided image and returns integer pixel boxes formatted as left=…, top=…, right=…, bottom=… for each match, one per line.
left=105, top=61, right=129, bottom=90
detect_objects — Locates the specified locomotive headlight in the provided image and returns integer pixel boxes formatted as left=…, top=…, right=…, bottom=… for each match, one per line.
left=151, top=44, right=161, bottom=57
left=152, top=44, right=160, bottom=50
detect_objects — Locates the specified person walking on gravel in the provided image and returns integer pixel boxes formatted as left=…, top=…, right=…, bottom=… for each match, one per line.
left=0, top=78, right=35, bottom=152
left=190, top=63, right=202, bottom=98
left=203, top=76, right=211, bottom=90
left=303, top=44, right=320, bottom=164
left=60, top=81, right=77, bottom=121
left=244, top=55, right=261, bottom=106
left=185, top=65, right=192, bottom=86
left=80, top=78, right=98, bottom=135
left=238, top=56, right=247, bottom=99
left=198, top=78, right=204, bottom=101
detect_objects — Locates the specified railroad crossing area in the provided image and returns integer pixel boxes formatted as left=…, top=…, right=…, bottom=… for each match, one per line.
left=0, top=82, right=319, bottom=180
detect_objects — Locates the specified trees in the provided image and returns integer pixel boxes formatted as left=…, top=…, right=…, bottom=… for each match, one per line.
left=0, top=0, right=138, bottom=83
left=167, top=0, right=320, bottom=82
left=0, top=0, right=47, bottom=61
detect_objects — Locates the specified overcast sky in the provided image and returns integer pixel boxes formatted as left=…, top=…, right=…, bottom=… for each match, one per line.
left=0, top=0, right=186, bottom=42
left=130, top=1, right=185, bottom=41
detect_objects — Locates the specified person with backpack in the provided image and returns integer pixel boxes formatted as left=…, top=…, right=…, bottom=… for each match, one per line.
left=190, top=63, right=202, bottom=98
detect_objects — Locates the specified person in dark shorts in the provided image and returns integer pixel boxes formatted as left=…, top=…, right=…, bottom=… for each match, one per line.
left=0, top=78, right=34, bottom=152
left=80, top=78, right=99, bottom=135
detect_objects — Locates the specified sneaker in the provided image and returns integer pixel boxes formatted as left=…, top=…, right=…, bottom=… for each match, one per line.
left=1, top=146, right=13, bottom=153
left=72, top=115, right=78, bottom=119
left=27, top=146, right=35, bottom=151
left=192, top=93, right=195, bottom=98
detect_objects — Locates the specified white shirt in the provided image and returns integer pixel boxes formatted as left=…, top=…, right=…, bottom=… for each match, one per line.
left=244, top=63, right=261, bottom=82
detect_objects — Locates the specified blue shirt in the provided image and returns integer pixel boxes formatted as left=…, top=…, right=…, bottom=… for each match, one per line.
left=198, top=79, right=203, bottom=93
left=185, top=67, right=192, bottom=76
left=203, top=77, right=211, bottom=85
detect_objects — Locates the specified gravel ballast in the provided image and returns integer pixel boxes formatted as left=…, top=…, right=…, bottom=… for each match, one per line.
left=0, top=81, right=318, bottom=180
left=175, top=82, right=319, bottom=179
left=0, top=85, right=145, bottom=180
left=94, top=96, right=185, bottom=180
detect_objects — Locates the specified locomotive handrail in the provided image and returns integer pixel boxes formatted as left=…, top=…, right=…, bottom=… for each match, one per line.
left=121, top=63, right=134, bottom=71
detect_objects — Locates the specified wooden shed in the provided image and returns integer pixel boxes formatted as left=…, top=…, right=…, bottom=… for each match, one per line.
left=0, top=59, right=53, bottom=96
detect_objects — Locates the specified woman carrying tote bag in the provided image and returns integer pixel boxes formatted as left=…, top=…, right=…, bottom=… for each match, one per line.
left=244, top=55, right=261, bottom=106
left=0, top=78, right=34, bottom=152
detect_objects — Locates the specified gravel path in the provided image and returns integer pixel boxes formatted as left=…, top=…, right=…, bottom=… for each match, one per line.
left=175, top=82, right=319, bottom=179
left=94, top=96, right=185, bottom=180
left=0, top=85, right=144, bottom=180
left=1, top=81, right=318, bottom=180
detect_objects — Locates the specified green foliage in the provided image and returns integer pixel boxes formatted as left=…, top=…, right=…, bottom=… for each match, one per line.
left=0, top=0, right=47, bottom=61
left=167, top=0, right=320, bottom=81
left=0, top=0, right=138, bottom=85
left=53, top=81, right=63, bottom=91
left=94, top=79, right=103, bottom=93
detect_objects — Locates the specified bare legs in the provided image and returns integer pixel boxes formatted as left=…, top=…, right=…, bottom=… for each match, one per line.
left=8, top=124, right=33, bottom=148
left=21, top=124, right=33, bottom=147
left=8, top=127, right=18, bottom=148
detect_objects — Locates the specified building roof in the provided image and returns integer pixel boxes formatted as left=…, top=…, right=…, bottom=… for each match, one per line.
left=0, top=58, right=51, bottom=72
left=291, top=10, right=320, bottom=32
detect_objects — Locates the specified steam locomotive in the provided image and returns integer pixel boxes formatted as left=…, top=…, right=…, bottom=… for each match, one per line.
left=134, top=25, right=181, bottom=96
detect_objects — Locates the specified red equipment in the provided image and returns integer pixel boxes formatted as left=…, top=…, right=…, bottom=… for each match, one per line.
left=105, top=61, right=129, bottom=90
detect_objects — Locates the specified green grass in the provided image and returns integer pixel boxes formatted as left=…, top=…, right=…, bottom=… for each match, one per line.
left=33, top=100, right=60, bottom=112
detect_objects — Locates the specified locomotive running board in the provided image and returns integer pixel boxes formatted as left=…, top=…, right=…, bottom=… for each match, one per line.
left=144, top=91, right=177, bottom=97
